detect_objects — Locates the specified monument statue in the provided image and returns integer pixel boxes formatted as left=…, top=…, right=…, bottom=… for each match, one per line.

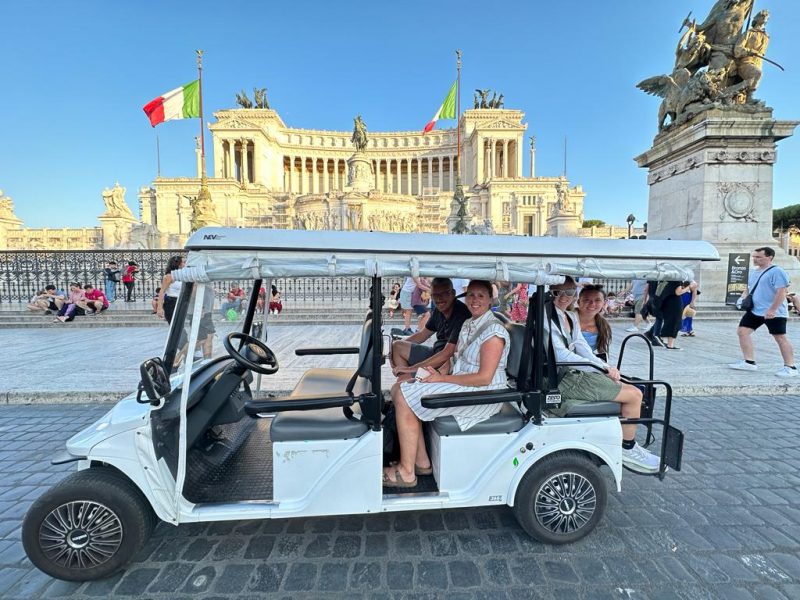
left=473, top=92, right=480, bottom=109
left=734, top=10, right=770, bottom=103
left=235, top=90, right=253, bottom=109
left=253, top=87, right=270, bottom=109
left=351, top=115, right=368, bottom=152
left=637, top=0, right=779, bottom=132
left=475, top=89, right=490, bottom=109
left=102, top=183, right=135, bottom=218
left=0, top=190, right=19, bottom=221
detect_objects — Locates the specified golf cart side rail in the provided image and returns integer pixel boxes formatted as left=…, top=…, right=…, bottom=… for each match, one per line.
left=244, top=393, right=354, bottom=416
left=421, top=389, right=524, bottom=409
left=295, top=347, right=360, bottom=356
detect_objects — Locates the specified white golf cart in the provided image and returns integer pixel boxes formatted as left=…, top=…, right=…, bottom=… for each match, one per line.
left=22, top=228, right=718, bottom=581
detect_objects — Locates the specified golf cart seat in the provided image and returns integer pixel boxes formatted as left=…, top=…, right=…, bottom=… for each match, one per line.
left=270, top=318, right=377, bottom=443
left=270, top=407, right=368, bottom=442
left=288, top=310, right=373, bottom=399
left=431, top=321, right=528, bottom=437
left=562, top=402, right=621, bottom=417
left=289, top=369, right=370, bottom=398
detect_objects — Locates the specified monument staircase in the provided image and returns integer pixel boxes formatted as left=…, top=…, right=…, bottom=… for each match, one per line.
left=0, top=301, right=752, bottom=330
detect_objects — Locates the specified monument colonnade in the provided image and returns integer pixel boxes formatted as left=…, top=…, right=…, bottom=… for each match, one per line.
left=212, top=132, right=520, bottom=195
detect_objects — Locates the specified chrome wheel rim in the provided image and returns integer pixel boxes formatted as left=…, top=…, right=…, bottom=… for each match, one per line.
left=534, top=471, right=596, bottom=534
left=39, top=501, right=123, bottom=570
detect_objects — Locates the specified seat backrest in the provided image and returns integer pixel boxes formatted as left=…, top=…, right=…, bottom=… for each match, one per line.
left=504, top=322, right=526, bottom=381
left=356, top=318, right=376, bottom=378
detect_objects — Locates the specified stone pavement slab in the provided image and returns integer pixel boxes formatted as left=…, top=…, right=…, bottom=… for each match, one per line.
left=0, top=396, right=798, bottom=598
left=1, top=320, right=798, bottom=401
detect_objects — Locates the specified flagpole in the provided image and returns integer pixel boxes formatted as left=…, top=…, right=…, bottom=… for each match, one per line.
left=196, top=50, right=206, bottom=179
left=190, top=49, right=217, bottom=231
left=456, top=49, right=462, bottom=178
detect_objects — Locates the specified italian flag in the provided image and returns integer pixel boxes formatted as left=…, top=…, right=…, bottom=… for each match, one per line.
left=423, top=80, right=457, bottom=134
left=143, top=80, right=200, bottom=127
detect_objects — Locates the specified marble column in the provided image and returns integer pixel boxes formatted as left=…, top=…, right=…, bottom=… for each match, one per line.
left=323, top=159, right=329, bottom=193
left=503, top=140, right=509, bottom=178
left=241, top=140, right=249, bottom=184
left=213, top=137, right=223, bottom=178
left=449, top=156, right=454, bottom=191
left=406, top=159, right=411, bottom=195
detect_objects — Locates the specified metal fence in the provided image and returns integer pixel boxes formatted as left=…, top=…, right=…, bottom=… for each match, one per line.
left=0, top=250, right=632, bottom=305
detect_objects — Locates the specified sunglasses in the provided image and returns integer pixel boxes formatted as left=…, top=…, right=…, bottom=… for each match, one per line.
left=552, top=289, right=578, bottom=297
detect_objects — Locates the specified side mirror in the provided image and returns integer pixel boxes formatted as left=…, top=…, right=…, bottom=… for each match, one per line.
left=137, top=357, right=172, bottom=404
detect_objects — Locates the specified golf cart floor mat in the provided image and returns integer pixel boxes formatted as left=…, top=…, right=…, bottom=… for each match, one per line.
left=384, top=473, right=439, bottom=495
left=184, top=418, right=274, bottom=503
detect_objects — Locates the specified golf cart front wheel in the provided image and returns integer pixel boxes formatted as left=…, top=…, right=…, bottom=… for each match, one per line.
left=22, top=468, right=157, bottom=581
left=513, top=451, right=606, bottom=545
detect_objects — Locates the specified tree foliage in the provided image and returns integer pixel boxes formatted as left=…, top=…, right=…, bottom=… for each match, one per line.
left=582, top=219, right=606, bottom=228
left=774, top=204, right=800, bottom=230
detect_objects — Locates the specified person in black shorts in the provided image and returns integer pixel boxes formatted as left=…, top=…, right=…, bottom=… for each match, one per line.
left=391, top=278, right=471, bottom=381
left=729, top=246, right=796, bottom=378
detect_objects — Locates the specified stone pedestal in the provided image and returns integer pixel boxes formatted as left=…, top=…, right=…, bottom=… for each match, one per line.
left=546, top=211, right=580, bottom=237
left=635, top=108, right=799, bottom=304
left=347, top=152, right=374, bottom=193
left=98, top=215, right=139, bottom=249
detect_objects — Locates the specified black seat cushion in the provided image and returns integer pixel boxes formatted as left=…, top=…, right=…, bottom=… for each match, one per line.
left=433, top=402, right=525, bottom=436
left=562, top=401, right=621, bottom=417
left=289, top=368, right=370, bottom=397
left=271, top=408, right=368, bottom=442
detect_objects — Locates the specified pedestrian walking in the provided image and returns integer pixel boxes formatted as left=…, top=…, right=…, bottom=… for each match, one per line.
left=624, top=279, right=650, bottom=332
left=680, top=281, right=699, bottom=337
left=103, top=260, right=121, bottom=303
left=156, top=255, right=184, bottom=324
left=121, top=261, right=138, bottom=302
left=643, top=280, right=665, bottom=347
left=506, top=282, right=529, bottom=323
left=658, top=281, right=693, bottom=350
left=729, top=246, right=797, bottom=377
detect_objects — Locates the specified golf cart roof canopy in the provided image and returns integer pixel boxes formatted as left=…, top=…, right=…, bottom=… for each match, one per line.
left=171, top=228, right=719, bottom=284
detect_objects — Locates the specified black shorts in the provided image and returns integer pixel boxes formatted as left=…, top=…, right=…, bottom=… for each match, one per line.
left=48, top=300, right=60, bottom=311
left=739, top=311, right=787, bottom=335
left=408, top=344, right=435, bottom=366
left=413, top=304, right=430, bottom=316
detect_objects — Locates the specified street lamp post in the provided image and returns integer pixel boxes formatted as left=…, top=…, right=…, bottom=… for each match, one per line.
left=626, top=213, right=636, bottom=239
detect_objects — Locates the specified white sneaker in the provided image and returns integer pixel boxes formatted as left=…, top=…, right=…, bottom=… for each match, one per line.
left=775, top=366, right=799, bottom=378
left=622, top=443, right=660, bottom=474
left=728, top=360, right=758, bottom=371
left=624, top=326, right=639, bottom=332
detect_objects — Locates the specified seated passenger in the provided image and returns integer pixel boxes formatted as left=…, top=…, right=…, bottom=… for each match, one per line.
left=391, top=278, right=471, bottom=382
left=383, top=280, right=510, bottom=487
left=575, top=284, right=612, bottom=363
left=547, top=277, right=660, bottom=474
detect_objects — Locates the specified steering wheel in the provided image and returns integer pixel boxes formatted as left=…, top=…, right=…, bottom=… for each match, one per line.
left=223, top=332, right=279, bottom=375
left=138, top=357, right=171, bottom=404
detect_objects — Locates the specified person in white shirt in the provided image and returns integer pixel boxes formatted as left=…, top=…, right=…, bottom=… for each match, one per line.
left=546, top=276, right=661, bottom=474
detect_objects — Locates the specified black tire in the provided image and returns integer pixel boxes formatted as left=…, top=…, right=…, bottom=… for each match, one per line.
left=513, top=451, right=607, bottom=545
left=22, top=468, right=157, bottom=581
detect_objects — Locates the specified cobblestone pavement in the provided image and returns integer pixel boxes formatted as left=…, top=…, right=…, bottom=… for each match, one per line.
left=0, top=398, right=799, bottom=599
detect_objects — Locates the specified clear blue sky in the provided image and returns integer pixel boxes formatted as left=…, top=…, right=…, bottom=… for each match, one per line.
left=2, top=0, right=798, bottom=229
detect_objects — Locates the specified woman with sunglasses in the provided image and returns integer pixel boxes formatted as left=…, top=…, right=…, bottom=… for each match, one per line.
left=547, top=277, right=660, bottom=474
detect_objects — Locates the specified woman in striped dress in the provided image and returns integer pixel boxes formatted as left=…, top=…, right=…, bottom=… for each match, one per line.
left=383, top=280, right=511, bottom=488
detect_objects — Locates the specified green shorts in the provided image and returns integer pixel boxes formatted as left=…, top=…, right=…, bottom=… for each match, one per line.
left=550, top=370, right=622, bottom=417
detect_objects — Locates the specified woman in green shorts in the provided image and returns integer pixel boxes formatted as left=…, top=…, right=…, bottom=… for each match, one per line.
left=547, top=277, right=661, bottom=474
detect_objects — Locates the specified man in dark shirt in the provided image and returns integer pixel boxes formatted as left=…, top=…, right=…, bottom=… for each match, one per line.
left=391, top=278, right=471, bottom=381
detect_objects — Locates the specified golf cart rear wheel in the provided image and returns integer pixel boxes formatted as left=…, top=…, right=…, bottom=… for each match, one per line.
left=22, top=468, right=157, bottom=581
left=513, top=451, right=606, bottom=545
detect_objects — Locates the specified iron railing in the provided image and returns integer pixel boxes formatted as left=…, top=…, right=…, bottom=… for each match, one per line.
left=0, top=250, right=633, bottom=305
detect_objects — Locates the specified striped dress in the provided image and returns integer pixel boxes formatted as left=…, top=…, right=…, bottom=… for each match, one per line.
left=400, top=310, right=511, bottom=431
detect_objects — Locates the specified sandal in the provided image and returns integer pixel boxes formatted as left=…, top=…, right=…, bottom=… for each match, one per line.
left=389, top=461, right=432, bottom=476
left=382, top=467, right=417, bottom=488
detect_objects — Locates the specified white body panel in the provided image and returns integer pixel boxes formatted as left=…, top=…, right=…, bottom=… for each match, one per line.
left=272, top=431, right=383, bottom=517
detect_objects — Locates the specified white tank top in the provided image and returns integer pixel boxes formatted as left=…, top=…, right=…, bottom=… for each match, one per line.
left=166, top=280, right=182, bottom=298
